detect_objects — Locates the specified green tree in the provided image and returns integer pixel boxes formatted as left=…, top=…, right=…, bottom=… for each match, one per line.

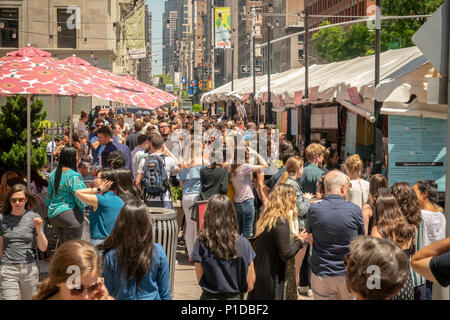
left=382, top=0, right=444, bottom=48
left=312, top=0, right=445, bottom=62
left=0, top=95, right=48, bottom=171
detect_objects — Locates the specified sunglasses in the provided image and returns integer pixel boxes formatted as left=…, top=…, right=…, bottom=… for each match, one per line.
left=70, top=278, right=103, bottom=296
left=10, top=197, right=26, bottom=203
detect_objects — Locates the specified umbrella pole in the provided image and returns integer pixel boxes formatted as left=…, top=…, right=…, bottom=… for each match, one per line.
left=69, top=95, right=75, bottom=145
left=51, top=95, right=55, bottom=170
left=27, top=95, right=31, bottom=190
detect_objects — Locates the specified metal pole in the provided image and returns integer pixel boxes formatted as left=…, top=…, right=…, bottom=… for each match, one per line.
left=250, top=7, right=255, bottom=77
left=252, top=6, right=257, bottom=123
left=202, top=57, right=204, bottom=90
left=69, top=95, right=75, bottom=146
left=192, top=0, right=196, bottom=83
left=373, top=0, right=382, bottom=174
left=211, top=1, right=215, bottom=90
left=441, top=0, right=450, bottom=301
left=304, top=7, right=311, bottom=147
left=267, top=25, right=271, bottom=104
left=51, top=95, right=55, bottom=170
left=26, top=95, right=31, bottom=190
left=231, top=46, right=234, bottom=91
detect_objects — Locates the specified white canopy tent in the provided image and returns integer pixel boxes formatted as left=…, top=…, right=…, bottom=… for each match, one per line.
left=202, top=46, right=443, bottom=120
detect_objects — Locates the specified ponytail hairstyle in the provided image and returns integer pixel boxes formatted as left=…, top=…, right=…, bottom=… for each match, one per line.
left=279, top=156, right=304, bottom=184
left=415, top=180, right=442, bottom=211
left=53, top=147, right=78, bottom=196
left=33, top=240, right=102, bottom=300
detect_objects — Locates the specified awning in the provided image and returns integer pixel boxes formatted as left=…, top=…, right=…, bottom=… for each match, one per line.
left=202, top=46, right=438, bottom=120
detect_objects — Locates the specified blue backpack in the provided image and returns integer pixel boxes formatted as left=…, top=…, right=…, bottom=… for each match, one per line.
left=142, top=154, right=170, bottom=199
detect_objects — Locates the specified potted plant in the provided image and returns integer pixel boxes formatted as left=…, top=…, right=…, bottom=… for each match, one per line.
left=171, top=186, right=184, bottom=233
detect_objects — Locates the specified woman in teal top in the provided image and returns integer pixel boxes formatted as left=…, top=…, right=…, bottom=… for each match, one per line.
left=46, top=147, right=86, bottom=244
left=75, top=168, right=124, bottom=247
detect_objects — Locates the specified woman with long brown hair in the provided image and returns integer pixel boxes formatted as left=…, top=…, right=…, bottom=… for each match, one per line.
left=247, top=184, right=308, bottom=300
left=390, top=182, right=426, bottom=300
left=99, top=200, right=171, bottom=300
left=34, top=240, right=113, bottom=300
left=192, top=194, right=255, bottom=300
left=361, top=174, right=388, bottom=234
left=371, top=193, right=416, bottom=300
left=0, top=184, right=47, bottom=300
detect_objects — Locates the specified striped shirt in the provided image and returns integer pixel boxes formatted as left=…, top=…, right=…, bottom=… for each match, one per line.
left=412, top=221, right=426, bottom=287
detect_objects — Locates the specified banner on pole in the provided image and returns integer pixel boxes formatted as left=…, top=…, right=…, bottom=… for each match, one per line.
left=294, top=91, right=303, bottom=105
left=124, top=5, right=146, bottom=59
left=215, top=7, right=231, bottom=48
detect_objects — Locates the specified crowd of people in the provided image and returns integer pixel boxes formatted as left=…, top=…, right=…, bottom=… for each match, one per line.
left=0, top=104, right=449, bottom=301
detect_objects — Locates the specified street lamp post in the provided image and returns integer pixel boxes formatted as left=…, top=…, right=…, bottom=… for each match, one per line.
left=231, top=44, right=234, bottom=91
left=304, top=7, right=311, bottom=147
left=266, top=21, right=279, bottom=124
left=373, top=0, right=382, bottom=174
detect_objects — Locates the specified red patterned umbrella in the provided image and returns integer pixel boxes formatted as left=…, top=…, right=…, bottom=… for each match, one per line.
left=6, top=46, right=52, bottom=58
left=0, top=56, right=83, bottom=95
left=60, top=56, right=177, bottom=108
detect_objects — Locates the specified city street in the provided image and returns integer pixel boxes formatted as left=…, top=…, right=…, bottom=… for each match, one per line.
left=173, top=241, right=202, bottom=300
left=0, top=0, right=450, bottom=303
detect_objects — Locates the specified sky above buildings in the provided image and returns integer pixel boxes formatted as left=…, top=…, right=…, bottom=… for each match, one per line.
left=148, top=0, right=164, bottom=76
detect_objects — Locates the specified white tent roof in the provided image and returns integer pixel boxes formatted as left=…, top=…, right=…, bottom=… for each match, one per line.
left=202, top=46, right=445, bottom=119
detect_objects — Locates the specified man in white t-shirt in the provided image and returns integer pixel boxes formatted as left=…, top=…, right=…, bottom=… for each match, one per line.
left=135, top=133, right=180, bottom=209
left=131, top=134, right=149, bottom=180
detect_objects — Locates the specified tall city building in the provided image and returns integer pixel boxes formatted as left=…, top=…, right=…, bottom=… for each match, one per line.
left=261, top=0, right=305, bottom=75
left=193, top=1, right=208, bottom=88
left=162, top=0, right=181, bottom=75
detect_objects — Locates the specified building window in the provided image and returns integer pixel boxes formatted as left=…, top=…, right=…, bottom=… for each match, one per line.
left=298, top=49, right=304, bottom=60
left=0, top=8, right=19, bottom=48
left=298, top=31, right=304, bottom=43
left=57, top=9, right=77, bottom=48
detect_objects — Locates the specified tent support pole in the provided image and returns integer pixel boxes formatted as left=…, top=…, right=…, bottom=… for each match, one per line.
left=26, top=95, right=31, bottom=190
left=51, top=95, right=55, bottom=170
left=69, top=95, right=75, bottom=145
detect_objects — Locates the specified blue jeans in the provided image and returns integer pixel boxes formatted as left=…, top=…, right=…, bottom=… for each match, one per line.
left=234, top=199, right=255, bottom=238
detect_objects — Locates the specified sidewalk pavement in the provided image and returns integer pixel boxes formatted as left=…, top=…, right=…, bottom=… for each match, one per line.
left=173, top=241, right=202, bottom=300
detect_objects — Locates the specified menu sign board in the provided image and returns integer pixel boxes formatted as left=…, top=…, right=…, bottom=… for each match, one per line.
left=388, top=115, right=446, bottom=191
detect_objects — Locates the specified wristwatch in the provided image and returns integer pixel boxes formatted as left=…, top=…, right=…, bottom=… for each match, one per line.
left=97, top=187, right=102, bottom=193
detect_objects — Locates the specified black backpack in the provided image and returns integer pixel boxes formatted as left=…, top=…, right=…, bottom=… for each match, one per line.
left=142, top=154, right=170, bottom=199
